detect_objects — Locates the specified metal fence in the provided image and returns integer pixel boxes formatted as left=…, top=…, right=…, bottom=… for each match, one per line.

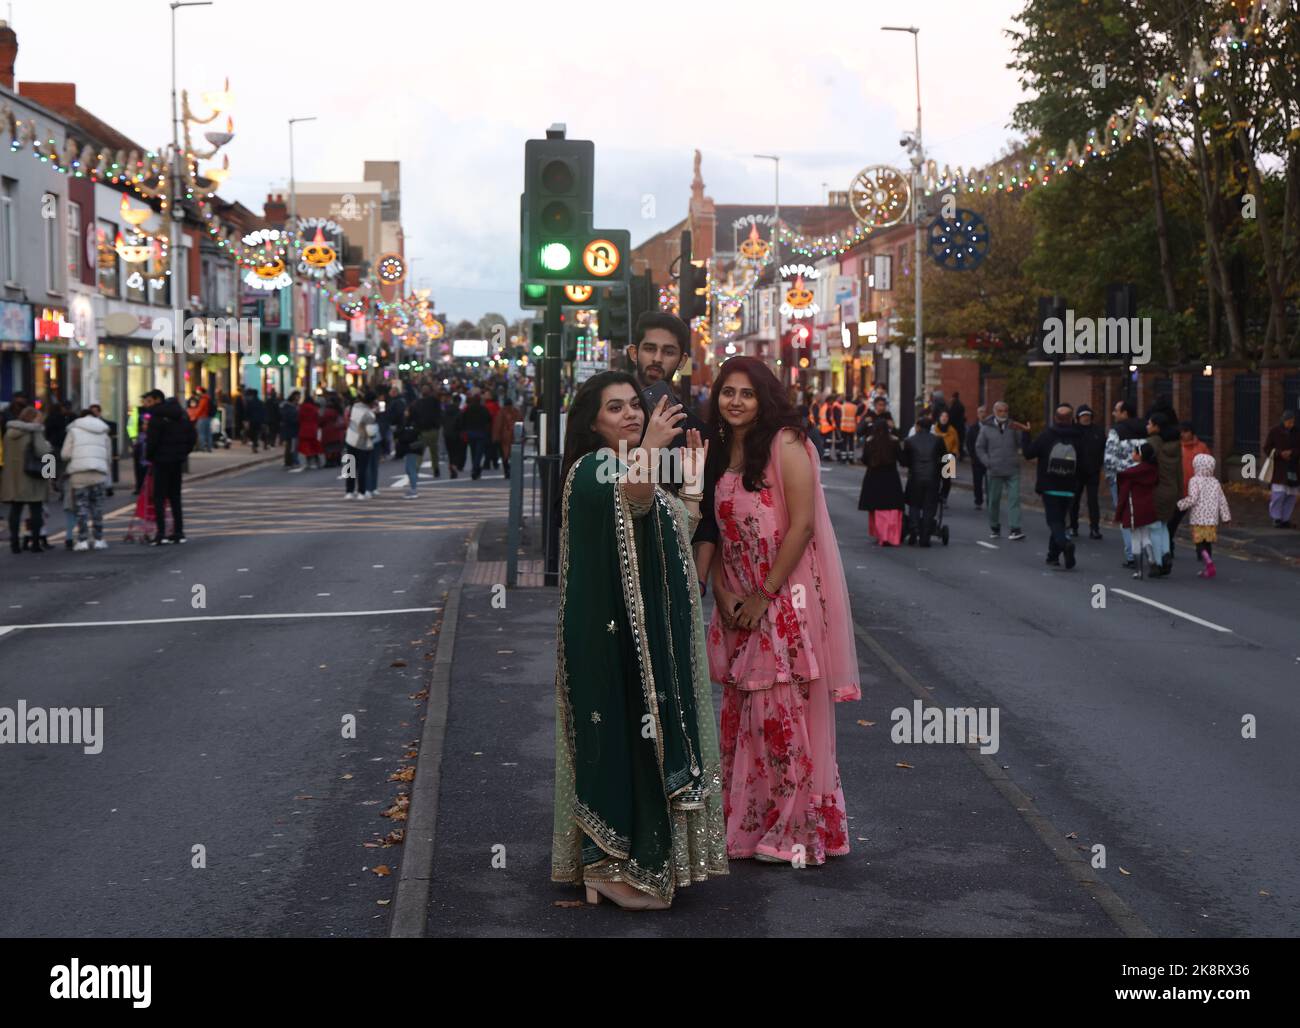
left=1233, top=372, right=1261, bottom=455
left=1285, top=375, right=1300, bottom=416
left=1191, top=374, right=1214, bottom=448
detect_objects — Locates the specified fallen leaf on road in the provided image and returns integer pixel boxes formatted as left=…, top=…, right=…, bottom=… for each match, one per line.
left=856, top=720, right=876, bottom=727
left=1119, top=867, right=1132, bottom=876
left=294, top=795, right=315, bottom=801
left=340, top=773, right=354, bottom=781
left=376, top=899, right=390, bottom=906
left=391, top=659, right=408, bottom=668
left=1065, top=831, right=1078, bottom=839
left=363, top=842, right=380, bottom=849
left=895, top=762, right=913, bottom=769
left=381, top=795, right=410, bottom=820
left=371, top=865, right=391, bottom=877
left=1260, top=890, right=1271, bottom=897
left=554, top=900, right=585, bottom=909
left=409, top=689, right=429, bottom=700
left=404, top=749, right=419, bottom=759
left=388, top=767, right=415, bottom=783
left=384, top=829, right=405, bottom=846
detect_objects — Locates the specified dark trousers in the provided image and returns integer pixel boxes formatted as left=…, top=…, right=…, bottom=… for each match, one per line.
left=1043, top=494, right=1072, bottom=558
left=152, top=460, right=184, bottom=538
left=907, top=481, right=939, bottom=544
left=8, top=501, right=44, bottom=545
left=970, top=456, right=986, bottom=505
left=1167, top=508, right=1186, bottom=558
left=132, top=440, right=146, bottom=492
left=345, top=445, right=371, bottom=494
left=467, top=431, right=489, bottom=479
left=1070, top=471, right=1101, bottom=530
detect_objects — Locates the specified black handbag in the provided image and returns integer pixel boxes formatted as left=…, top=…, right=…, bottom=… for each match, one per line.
left=23, top=440, right=47, bottom=479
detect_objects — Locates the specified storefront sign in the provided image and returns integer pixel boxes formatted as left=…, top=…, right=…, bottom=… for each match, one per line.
left=0, top=300, right=33, bottom=350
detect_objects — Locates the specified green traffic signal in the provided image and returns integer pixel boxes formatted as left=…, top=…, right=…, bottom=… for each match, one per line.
left=524, top=283, right=546, bottom=299
left=539, top=242, right=572, bottom=272
left=532, top=343, right=544, bottom=357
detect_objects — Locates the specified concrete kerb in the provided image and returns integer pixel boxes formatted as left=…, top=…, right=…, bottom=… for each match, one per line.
left=388, top=521, right=481, bottom=938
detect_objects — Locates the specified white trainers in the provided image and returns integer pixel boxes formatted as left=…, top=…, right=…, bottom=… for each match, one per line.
left=92, top=539, right=109, bottom=550
left=366, top=491, right=378, bottom=498
left=343, top=493, right=355, bottom=501
left=73, top=539, right=90, bottom=552
left=357, top=492, right=370, bottom=500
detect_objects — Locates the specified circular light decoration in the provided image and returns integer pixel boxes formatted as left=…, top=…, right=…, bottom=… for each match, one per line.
left=849, top=164, right=911, bottom=228
left=295, top=219, right=343, bottom=279
left=428, top=320, right=445, bottom=340
left=927, top=208, right=990, bottom=271
left=779, top=275, right=819, bottom=320
left=335, top=287, right=367, bottom=319
left=737, top=223, right=771, bottom=264
left=563, top=284, right=593, bottom=304
left=376, top=252, right=406, bottom=286
left=581, top=238, right=620, bottom=277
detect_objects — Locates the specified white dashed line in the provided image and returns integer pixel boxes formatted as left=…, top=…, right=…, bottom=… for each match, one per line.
left=1111, top=588, right=1233, bottom=633
left=239, top=595, right=253, bottom=599
left=316, top=593, right=331, bottom=597
left=237, top=568, right=248, bottom=573
left=976, top=541, right=999, bottom=550
left=301, top=566, right=314, bottom=570
left=161, top=599, right=176, bottom=603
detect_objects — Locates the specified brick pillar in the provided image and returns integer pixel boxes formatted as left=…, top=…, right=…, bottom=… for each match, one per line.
left=1212, top=366, right=1238, bottom=480
left=1260, top=362, right=1287, bottom=451
left=1136, top=369, right=1157, bottom=417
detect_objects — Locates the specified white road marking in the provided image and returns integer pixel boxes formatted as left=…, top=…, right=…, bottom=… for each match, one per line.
left=1111, top=588, right=1233, bottom=633
left=316, top=592, right=331, bottom=597
left=301, top=565, right=314, bottom=570
left=85, top=601, right=99, bottom=605
left=237, top=568, right=248, bottom=572
left=392, top=589, right=405, bottom=594
left=161, top=599, right=175, bottom=603
left=372, top=564, right=385, bottom=568
left=0, top=607, right=440, bottom=635
left=976, top=541, right=999, bottom=550
left=239, top=595, right=253, bottom=599
left=8, top=605, right=20, bottom=609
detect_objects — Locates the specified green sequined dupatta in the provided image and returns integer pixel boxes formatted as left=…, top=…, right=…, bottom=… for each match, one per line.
left=551, top=452, right=728, bottom=904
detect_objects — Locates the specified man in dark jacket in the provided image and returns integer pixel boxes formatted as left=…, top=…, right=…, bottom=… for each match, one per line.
left=1022, top=403, right=1082, bottom=569
left=280, top=391, right=301, bottom=467
left=144, top=392, right=196, bottom=544
left=901, top=416, right=946, bottom=547
left=1070, top=404, right=1105, bottom=540
left=965, top=404, right=986, bottom=509
left=626, top=311, right=718, bottom=587
left=244, top=389, right=266, bottom=452
left=412, top=384, right=444, bottom=478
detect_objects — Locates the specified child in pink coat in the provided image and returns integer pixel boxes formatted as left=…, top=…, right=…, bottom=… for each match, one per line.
left=1175, top=452, right=1231, bottom=578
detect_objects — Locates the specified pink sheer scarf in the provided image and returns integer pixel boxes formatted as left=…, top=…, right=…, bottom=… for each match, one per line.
left=768, top=431, right=861, bottom=702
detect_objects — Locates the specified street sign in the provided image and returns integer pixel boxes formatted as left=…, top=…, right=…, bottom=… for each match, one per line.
left=582, top=238, right=621, bottom=278
left=564, top=284, right=594, bottom=303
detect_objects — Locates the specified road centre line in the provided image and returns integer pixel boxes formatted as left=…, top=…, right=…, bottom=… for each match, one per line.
left=0, top=607, right=439, bottom=638
left=1111, top=588, right=1233, bottom=633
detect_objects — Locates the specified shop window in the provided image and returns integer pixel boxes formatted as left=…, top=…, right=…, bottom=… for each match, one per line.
left=1, top=178, right=17, bottom=285
left=97, top=219, right=119, bottom=297
left=67, top=201, right=82, bottom=283
left=44, top=194, right=62, bottom=294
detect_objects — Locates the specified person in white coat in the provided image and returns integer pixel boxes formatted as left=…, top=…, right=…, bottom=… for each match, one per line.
left=60, top=410, right=113, bottom=550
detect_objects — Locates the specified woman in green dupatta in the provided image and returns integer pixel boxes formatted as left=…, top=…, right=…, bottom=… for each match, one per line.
left=552, top=371, right=728, bottom=909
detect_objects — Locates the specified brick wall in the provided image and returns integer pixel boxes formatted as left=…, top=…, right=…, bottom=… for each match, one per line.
left=1172, top=369, right=1192, bottom=425
left=1212, top=366, right=1241, bottom=480
left=939, top=354, right=980, bottom=414
left=1260, top=363, right=1289, bottom=449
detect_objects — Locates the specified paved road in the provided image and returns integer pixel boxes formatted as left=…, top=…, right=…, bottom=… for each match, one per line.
left=422, top=459, right=1298, bottom=938
left=0, top=456, right=512, bottom=937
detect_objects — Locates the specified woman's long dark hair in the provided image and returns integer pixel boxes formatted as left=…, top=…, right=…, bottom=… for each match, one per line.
left=705, top=356, right=804, bottom=493
left=864, top=418, right=898, bottom=469
left=560, top=370, right=642, bottom=486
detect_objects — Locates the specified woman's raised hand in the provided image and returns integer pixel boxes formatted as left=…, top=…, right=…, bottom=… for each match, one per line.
left=642, top=394, right=686, bottom=454
left=680, top=428, right=709, bottom=496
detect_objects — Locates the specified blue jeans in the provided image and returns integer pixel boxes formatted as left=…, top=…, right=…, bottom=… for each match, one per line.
left=404, top=453, right=421, bottom=492
left=467, top=431, right=489, bottom=478
left=196, top=417, right=212, bottom=451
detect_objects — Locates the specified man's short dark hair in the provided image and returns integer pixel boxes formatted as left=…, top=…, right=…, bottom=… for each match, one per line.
left=633, top=312, right=690, bottom=353
left=1115, top=400, right=1134, bottom=417
left=144, top=389, right=165, bottom=402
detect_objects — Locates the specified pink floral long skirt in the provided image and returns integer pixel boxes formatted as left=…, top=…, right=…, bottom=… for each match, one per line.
left=719, top=678, right=850, bottom=864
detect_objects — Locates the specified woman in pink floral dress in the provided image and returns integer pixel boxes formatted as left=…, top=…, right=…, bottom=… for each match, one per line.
left=704, top=357, right=861, bottom=865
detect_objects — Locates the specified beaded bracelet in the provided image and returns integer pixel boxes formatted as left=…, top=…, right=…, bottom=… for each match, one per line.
left=758, top=580, right=778, bottom=601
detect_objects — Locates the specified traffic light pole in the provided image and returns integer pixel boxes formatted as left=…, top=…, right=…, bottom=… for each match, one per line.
left=543, top=285, right=563, bottom=587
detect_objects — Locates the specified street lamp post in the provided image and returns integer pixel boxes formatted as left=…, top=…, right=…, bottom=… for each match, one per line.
left=288, top=115, right=317, bottom=392
left=169, top=1, right=212, bottom=396
left=882, top=24, right=924, bottom=407
left=753, top=154, right=779, bottom=366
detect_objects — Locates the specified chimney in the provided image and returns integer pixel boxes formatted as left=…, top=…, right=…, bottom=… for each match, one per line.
left=264, top=193, right=287, bottom=227
left=18, top=82, right=77, bottom=107
left=0, top=21, right=17, bottom=92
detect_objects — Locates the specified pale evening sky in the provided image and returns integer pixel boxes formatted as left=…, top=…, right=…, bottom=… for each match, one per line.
left=11, top=0, right=1028, bottom=321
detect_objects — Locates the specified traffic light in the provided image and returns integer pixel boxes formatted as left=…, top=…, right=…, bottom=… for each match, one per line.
left=678, top=229, right=709, bottom=322
left=629, top=270, right=653, bottom=329
left=521, top=128, right=631, bottom=288
left=599, top=283, right=629, bottom=348
left=520, top=282, right=548, bottom=309
left=521, top=133, right=593, bottom=283
left=531, top=320, right=545, bottom=358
